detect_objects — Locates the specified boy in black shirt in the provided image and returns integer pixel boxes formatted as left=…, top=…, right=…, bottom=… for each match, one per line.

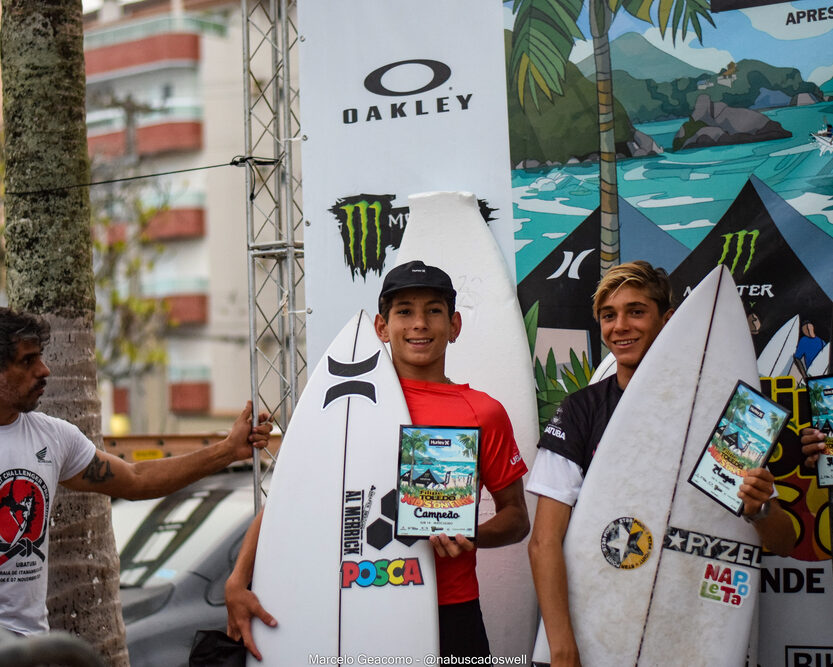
left=526, top=261, right=795, bottom=666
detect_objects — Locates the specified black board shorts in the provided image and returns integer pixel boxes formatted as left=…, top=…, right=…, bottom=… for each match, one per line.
left=438, top=598, right=490, bottom=658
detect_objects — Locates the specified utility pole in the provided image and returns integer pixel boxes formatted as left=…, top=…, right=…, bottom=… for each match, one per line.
left=89, top=90, right=163, bottom=433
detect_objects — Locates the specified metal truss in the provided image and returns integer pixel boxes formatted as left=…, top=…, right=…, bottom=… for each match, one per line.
left=241, top=0, right=305, bottom=511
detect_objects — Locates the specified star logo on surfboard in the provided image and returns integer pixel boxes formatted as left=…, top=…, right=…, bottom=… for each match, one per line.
left=600, top=517, right=653, bottom=570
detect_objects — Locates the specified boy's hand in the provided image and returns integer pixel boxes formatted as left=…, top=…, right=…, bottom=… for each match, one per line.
left=800, top=427, right=827, bottom=468
left=225, top=575, right=276, bottom=661
left=429, top=533, right=475, bottom=558
left=738, top=467, right=774, bottom=517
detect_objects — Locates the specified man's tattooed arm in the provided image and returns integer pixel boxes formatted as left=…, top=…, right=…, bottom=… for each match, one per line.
left=81, top=455, right=114, bottom=484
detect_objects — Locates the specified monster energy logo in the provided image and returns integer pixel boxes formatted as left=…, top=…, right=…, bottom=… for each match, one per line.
left=718, top=230, right=759, bottom=275
left=329, top=194, right=403, bottom=280
left=329, top=194, right=498, bottom=281
left=342, top=200, right=382, bottom=270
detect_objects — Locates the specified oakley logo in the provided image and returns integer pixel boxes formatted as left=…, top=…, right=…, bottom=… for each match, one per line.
left=344, top=60, right=471, bottom=125
left=364, top=59, right=451, bottom=97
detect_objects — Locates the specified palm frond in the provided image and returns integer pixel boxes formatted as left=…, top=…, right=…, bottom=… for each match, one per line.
left=509, top=0, right=584, bottom=109
left=523, top=301, right=540, bottom=359
left=620, top=0, right=714, bottom=43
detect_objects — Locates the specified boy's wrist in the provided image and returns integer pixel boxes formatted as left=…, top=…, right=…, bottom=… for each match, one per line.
left=743, top=501, right=770, bottom=524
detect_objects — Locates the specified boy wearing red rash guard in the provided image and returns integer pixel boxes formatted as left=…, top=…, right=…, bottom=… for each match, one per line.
left=225, top=261, right=529, bottom=660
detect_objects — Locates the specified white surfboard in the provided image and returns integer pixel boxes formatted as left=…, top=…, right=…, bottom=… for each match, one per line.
left=532, top=265, right=763, bottom=666
left=530, top=349, right=614, bottom=660
left=589, top=351, right=616, bottom=383
left=395, top=191, right=539, bottom=661
left=250, top=311, right=439, bottom=665
left=757, top=314, right=799, bottom=377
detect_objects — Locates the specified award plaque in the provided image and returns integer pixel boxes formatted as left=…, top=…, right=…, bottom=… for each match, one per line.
left=395, top=425, right=480, bottom=539
left=807, top=375, right=833, bottom=487
left=689, top=380, right=791, bottom=515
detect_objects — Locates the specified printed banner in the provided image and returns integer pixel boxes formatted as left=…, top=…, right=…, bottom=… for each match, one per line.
left=298, top=1, right=514, bottom=367
left=808, top=375, right=833, bottom=486
left=690, top=381, right=791, bottom=514
left=505, top=0, right=832, bottom=661
left=395, top=425, right=480, bottom=539
left=296, top=0, right=833, bottom=660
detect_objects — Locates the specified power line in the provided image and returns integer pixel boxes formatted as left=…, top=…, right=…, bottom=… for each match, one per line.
left=5, top=155, right=281, bottom=197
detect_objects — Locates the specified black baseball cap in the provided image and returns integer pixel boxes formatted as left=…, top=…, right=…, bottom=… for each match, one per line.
left=378, top=260, right=457, bottom=310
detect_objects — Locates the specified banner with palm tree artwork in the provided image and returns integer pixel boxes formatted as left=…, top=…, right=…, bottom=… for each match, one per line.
left=689, top=380, right=791, bottom=514
left=507, top=2, right=833, bottom=646
left=807, top=375, right=833, bottom=486
left=507, top=0, right=833, bottom=424
left=395, top=426, right=480, bottom=539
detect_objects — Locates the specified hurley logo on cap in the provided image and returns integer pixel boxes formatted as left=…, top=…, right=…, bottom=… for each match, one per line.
left=378, top=261, right=457, bottom=311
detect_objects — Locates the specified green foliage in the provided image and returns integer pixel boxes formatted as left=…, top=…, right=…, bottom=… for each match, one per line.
left=602, top=58, right=823, bottom=127
left=525, top=302, right=596, bottom=433
left=534, top=350, right=568, bottom=428
left=617, top=0, right=714, bottom=43
left=399, top=483, right=474, bottom=500
left=509, top=0, right=584, bottom=109
left=533, top=348, right=595, bottom=432
left=505, top=44, right=635, bottom=164
left=671, top=119, right=707, bottom=151
left=91, top=190, right=169, bottom=384
left=726, top=389, right=754, bottom=424
left=561, top=349, right=594, bottom=393
left=401, top=429, right=430, bottom=463
left=457, top=432, right=478, bottom=459
left=510, top=0, right=713, bottom=112
left=808, top=383, right=824, bottom=412
left=523, top=300, right=539, bottom=358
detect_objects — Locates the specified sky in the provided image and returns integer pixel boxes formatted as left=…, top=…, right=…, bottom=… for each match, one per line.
left=504, top=0, right=833, bottom=84
left=83, top=0, right=146, bottom=12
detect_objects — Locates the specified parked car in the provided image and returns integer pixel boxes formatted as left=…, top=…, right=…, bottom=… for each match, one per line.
left=112, top=467, right=266, bottom=667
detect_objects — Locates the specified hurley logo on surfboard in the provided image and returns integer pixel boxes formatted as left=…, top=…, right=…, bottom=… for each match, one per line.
left=323, top=351, right=381, bottom=409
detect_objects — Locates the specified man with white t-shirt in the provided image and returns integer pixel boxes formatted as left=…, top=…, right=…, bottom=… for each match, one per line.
left=0, top=308, right=272, bottom=636
left=526, top=261, right=796, bottom=666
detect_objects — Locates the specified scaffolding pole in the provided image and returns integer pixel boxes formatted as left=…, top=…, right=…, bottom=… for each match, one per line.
left=241, top=0, right=305, bottom=512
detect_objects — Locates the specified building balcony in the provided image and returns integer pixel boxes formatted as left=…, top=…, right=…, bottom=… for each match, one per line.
left=164, top=294, right=209, bottom=325
left=145, top=208, right=206, bottom=241
left=86, top=32, right=200, bottom=79
left=113, top=385, right=130, bottom=414
left=102, top=207, right=205, bottom=245
left=84, top=14, right=225, bottom=79
left=87, top=119, right=202, bottom=158
left=168, top=381, right=211, bottom=413
left=142, top=277, right=209, bottom=326
left=167, top=364, right=211, bottom=414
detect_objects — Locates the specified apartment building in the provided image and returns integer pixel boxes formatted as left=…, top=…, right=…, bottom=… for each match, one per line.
left=84, top=0, right=252, bottom=433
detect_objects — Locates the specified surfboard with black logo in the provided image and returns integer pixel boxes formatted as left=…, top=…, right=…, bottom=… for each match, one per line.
left=532, top=265, right=766, bottom=666
left=250, top=311, right=439, bottom=665
left=395, top=191, right=540, bottom=661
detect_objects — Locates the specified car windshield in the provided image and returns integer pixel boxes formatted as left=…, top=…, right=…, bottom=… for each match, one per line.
left=112, top=474, right=258, bottom=589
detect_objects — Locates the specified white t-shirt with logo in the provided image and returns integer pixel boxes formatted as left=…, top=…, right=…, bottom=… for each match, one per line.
left=0, top=412, right=96, bottom=634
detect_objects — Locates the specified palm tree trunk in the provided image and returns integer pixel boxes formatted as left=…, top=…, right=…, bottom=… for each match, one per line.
left=1, top=1, right=129, bottom=664
left=590, top=0, right=620, bottom=276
